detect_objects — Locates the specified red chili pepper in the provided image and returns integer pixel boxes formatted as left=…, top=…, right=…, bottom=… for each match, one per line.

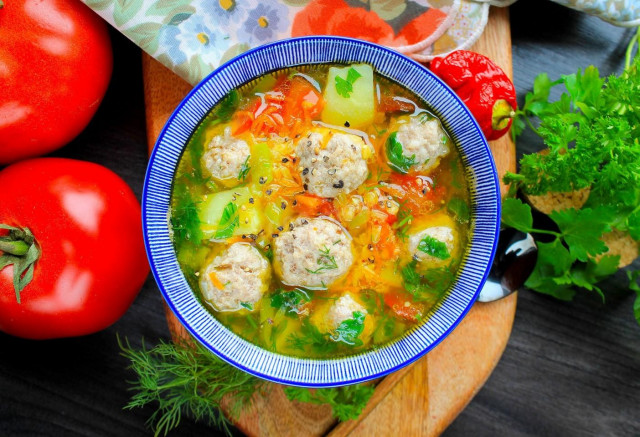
left=430, top=50, right=517, bottom=141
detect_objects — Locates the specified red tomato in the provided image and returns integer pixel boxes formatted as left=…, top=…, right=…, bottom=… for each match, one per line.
left=0, top=158, right=149, bottom=339
left=383, top=292, right=425, bottom=323
left=0, top=0, right=113, bottom=164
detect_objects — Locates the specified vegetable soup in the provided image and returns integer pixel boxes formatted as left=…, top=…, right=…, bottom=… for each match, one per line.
left=170, top=64, right=471, bottom=358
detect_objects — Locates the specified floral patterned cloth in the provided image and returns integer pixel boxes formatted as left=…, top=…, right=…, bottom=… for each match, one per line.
left=83, top=0, right=488, bottom=85
left=81, top=0, right=639, bottom=85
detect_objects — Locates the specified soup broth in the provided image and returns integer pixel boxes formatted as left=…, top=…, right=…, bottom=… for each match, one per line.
left=171, top=64, right=471, bottom=358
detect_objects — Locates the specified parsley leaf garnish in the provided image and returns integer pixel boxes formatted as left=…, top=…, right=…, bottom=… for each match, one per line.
left=332, top=311, right=365, bottom=346
left=386, top=132, right=416, bottom=173
left=448, top=197, right=470, bottom=223
left=417, top=235, right=450, bottom=260
left=214, top=201, right=239, bottom=239
left=270, top=288, right=311, bottom=316
left=240, top=302, right=254, bottom=311
left=335, top=67, right=362, bottom=98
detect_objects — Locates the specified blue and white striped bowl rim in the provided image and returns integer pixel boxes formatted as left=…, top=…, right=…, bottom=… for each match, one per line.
left=143, top=36, right=501, bottom=387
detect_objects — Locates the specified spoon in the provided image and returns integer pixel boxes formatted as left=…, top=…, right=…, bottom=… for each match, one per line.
left=477, top=228, right=538, bottom=302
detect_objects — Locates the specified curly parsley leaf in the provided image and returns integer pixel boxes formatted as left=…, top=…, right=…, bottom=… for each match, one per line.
left=215, top=202, right=239, bottom=239
left=335, top=67, right=362, bottom=98
left=386, top=132, right=416, bottom=173
left=417, top=235, right=450, bottom=260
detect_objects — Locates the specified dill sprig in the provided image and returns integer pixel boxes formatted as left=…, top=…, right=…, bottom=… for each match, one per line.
left=305, top=245, right=339, bottom=274
left=119, top=335, right=376, bottom=434
left=119, top=337, right=265, bottom=437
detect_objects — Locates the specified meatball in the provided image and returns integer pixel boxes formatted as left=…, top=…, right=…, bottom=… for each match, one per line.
left=201, top=126, right=250, bottom=181
left=395, top=116, right=450, bottom=173
left=199, top=243, right=270, bottom=312
left=408, top=226, right=456, bottom=265
left=273, top=217, right=353, bottom=288
left=326, top=294, right=367, bottom=330
left=296, top=131, right=370, bottom=198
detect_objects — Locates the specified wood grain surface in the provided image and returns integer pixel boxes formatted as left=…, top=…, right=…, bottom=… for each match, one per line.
left=142, top=6, right=516, bottom=437
left=2, top=3, right=639, bottom=437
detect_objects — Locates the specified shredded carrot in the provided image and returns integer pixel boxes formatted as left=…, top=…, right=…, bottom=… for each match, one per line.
left=208, top=272, right=225, bottom=290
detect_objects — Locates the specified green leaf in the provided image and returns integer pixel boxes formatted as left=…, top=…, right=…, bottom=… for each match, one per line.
left=270, top=288, right=311, bottom=316
left=550, top=208, right=610, bottom=262
left=627, top=209, right=640, bottom=241
left=215, top=90, right=240, bottom=123
left=628, top=270, right=640, bottom=326
left=171, top=183, right=202, bottom=243
left=525, top=239, right=576, bottom=301
left=386, top=132, right=416, bottom=174
left=501, top=198, right=533, bottom=233
left=283, top=384, right=375, bottom=422
left=215, top=202, right=239, bottom=239
left=240, top=302, right=254, bottom=311
left=113, top=0, right=144, bottom=27
left=448, top=197, right=470, bottom=223
left=335, top=67, right=362, bottom=98
left=417, top=235, right=450, bottom=260
left=332, top=311, right=365, bottom=346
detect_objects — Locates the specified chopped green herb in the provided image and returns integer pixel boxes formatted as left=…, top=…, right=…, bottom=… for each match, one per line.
left=335, top=67, right=362, bottom=98
left=286, top=319, right=337, bottom=354
left=332, top=311, right=365, bottom=346
left=240, top=302, right=254, bottom=311
left=401, top=260, right=455, bottom=302
left=283, top=384, right=375, bottom=422
left=214, top=89, right=240, bottom=122
left=171, top=183, right=202, bottom=243
left=417, top=235, right=450, bottom=260
left=448, top=197, right=470, bottom=223
left=393, top=199, right=413, bottom=240
left=305, top=245, right=339, bottom=274
left=237, top=155, right=251, bottom=181
left=270, top=288, right=311, bottom=316
left=215, top=202, right=239, bottom=239
left=386, top=132, right=416, bottom=173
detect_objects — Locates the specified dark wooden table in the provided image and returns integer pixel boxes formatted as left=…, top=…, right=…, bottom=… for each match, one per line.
left=1, top=1, right=639, bottom=435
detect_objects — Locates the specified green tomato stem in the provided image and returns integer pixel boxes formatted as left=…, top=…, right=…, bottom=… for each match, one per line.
left=0, top=239, right=29, bottom=256
left=0, top=224, right=41, bottom=303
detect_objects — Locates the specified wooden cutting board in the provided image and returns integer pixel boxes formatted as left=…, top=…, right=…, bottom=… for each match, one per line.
left=142, top=6, right=516, bottom=436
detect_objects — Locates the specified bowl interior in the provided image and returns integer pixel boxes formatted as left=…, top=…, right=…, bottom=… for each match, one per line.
left=143, top=36, right=501, bottom=387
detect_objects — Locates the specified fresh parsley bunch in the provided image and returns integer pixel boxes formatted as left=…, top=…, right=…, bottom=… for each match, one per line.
left=503, top=28, right=640, bottom=324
